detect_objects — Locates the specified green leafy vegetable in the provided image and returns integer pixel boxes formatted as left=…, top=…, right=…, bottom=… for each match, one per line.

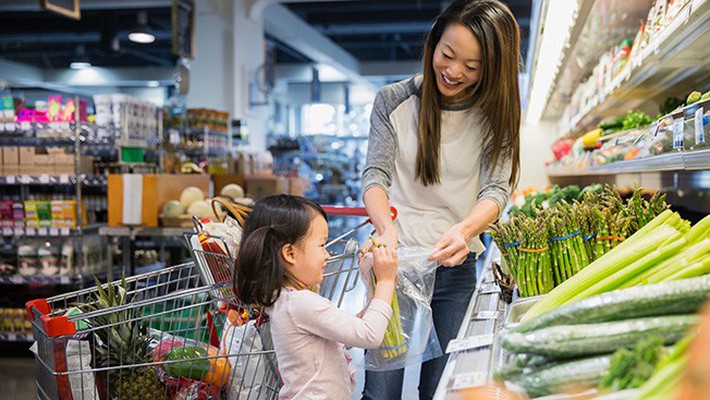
left=599, top=336, right=666, bottom=391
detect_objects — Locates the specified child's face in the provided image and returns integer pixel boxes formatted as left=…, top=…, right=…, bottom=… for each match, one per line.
left=288, top=214, right=329, bottom=286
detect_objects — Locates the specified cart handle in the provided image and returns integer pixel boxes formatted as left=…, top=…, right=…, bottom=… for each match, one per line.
left=320, top=206, right=397, bottom=221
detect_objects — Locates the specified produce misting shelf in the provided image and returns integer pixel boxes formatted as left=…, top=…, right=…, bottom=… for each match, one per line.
left=434, top=246, right=508, bottom=399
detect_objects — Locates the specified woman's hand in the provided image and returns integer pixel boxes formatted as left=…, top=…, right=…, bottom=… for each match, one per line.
left=428, top=224, right=471, bottom=267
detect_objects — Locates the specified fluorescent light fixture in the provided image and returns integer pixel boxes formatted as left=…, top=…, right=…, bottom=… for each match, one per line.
left=147, top=80, right=160, bottom=87
left=70, top=61, right=92, bottom=70
left=525, top=0, right=579, bottom=124
left=129, top=11, right=155, bottom=44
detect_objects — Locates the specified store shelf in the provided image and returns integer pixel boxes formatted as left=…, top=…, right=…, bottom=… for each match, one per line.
left=0, top=174, right=107, bottom=187
left=99, top=226, right=192, bottom=239
left=1, top=223, right=104, bottom=238
left=0, top=332, right=33, bottom=342
left=0, top=274, right=74, bottom=285
left=434, top=248, right=505, bottom=399
left=546, top=149, right=710, bottom=176
left=564, top=0, right=710, bottom=134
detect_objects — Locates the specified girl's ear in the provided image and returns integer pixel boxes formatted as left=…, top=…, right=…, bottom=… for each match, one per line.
left=281, top=243, right=296, bottom=265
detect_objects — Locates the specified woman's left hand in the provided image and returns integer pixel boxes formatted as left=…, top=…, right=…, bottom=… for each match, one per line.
left=428, top=224, right=471, bottom=267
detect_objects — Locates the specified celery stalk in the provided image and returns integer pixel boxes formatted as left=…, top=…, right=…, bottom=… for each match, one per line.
left=660, top=257, right=710, bottom=282
left=630, top=239, right=710, bottom=286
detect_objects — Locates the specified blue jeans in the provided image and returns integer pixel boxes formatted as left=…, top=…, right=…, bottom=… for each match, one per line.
left=362, top=253, right=478, bottom=400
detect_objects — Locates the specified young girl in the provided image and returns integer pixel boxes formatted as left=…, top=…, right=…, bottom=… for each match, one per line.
left=361, top=0, right=520, bottom=397
left=234, top=195, right=398, bottom=399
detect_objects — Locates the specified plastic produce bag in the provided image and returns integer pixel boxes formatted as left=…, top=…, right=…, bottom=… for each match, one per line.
left=360, top=246, right=442, bottom=371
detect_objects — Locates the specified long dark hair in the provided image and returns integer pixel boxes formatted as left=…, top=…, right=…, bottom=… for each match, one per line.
left=234, top=195, right=327, bottom=307
left=417, top=0, right=521, bottom=187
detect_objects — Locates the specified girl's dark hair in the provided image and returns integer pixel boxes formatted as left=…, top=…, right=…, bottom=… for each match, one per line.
left=234, top=195, right=327, bottom=307
left=418, top=0, right=521, bottom=188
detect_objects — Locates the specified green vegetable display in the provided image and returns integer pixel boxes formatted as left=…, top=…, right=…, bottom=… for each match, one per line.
left=599, top=336, right=666, bottom=391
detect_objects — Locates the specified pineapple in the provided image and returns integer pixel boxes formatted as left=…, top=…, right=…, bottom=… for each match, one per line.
left=81, top=277, right=167, bottom=400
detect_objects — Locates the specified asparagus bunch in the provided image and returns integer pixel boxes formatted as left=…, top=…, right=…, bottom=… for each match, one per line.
left=361, top=236, right=407, bottom=359
left=515, top=216, right=553, bottom=297
left=546, top=203, right=590, bottom=286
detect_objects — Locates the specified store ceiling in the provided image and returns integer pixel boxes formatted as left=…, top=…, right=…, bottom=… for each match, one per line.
left=0, top=0, right=532, bottom=73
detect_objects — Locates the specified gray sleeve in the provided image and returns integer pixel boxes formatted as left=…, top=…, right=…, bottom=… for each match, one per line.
left=361, top=89, right=398, bottom=197
left=477, top=136, right=512, bottom=219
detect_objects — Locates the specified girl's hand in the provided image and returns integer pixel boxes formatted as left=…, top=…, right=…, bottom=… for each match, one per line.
left=371, top=246, right=398, bottom=283
left=428, top=224, right=471, bottom=267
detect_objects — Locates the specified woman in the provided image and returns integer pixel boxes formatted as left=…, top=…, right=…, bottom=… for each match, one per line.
left=360, top=0, right=521, bottom=398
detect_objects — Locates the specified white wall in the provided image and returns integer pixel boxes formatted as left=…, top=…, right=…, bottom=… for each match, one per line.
left=518, top=120, right=557, bottom=189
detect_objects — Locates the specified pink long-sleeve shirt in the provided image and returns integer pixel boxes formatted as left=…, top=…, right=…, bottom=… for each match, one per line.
left=267, top=287, right=393, bottom=399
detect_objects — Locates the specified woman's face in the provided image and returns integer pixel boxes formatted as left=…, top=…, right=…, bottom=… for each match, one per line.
left=432, top=22, right=482, bottom=104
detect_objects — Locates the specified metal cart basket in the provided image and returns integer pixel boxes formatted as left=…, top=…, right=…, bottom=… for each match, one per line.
left=27, top=205, right=379, bottom=400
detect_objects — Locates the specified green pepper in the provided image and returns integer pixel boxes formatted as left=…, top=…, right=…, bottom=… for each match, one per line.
left=164, top=346, right=211, bottom=381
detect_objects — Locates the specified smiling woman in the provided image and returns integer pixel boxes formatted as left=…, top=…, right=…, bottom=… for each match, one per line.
left=360, top=1, right=522, bottom=399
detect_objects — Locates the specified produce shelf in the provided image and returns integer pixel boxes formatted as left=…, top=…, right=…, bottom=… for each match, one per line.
left=0, top=275, right=74, bottom=285
left=546, top=149, right=710, bottom=177
left=563, top=0, right=710, bottom=134
left=99, top=226, right=192, bottom=239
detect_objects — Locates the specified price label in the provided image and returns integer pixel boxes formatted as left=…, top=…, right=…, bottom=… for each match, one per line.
left=60, top=122, right=70, bottom=131
left=60, top=228, right=70, bottom=236
left=5, top=123, right=15, bottom=132
left=14, top=228, right=24, bottom=236
left=26, top=228, right=36, bottom=236
left=451, top=372, right=487, bottom=391
left=49, top=228, right=59, bottom=236
left=480, top=284, right=502, bottom=294
left=38, top=228, right=48, bottom=236
left=20, top=175, right=31, bottom=184
left=6, top=175, right=15, bottom=185
left=0, top=123, right=4, bottom=132
left=650, top=121, right=660, bottom=138
left=673, top=118, right=684, bottom=149
left=2, top=227, right=12, bottom=236
left=446, top=334, right=494, bottom=354
left=20, top=121, right=31, bottom=131
left=59, top=175, right=69, bottom=184
left=695, top=107, right=705, bottom=145
left=39, top=175, right=50, bottom=184
left=473, top=311, right=499, bottom=320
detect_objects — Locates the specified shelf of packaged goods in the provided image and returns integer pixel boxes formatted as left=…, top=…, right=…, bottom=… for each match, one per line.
left=186, top=128, right=230, bottom=138
left=1, top=224, right=104, bottom=238
left=99, top=226, right=192, bottom=239
left=0, top=174, right=107, bottom=187
left=564, top=0, right=710, bottom=134
left=0, top=332, right=33, bottom=342
left=546, top=149, right=710, bottom=177
left=0, top=274, right=75, bottom=285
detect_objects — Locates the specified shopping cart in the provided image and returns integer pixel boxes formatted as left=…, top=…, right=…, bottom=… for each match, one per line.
left=26, top=205, right=392, bottom=400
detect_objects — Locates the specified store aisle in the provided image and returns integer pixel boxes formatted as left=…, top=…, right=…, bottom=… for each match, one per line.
left=1, top=356, right=36, bottom=400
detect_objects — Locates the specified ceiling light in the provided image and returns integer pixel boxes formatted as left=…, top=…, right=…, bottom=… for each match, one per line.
left=70, top=45, right=92, bottom=69
left=70, top=61, right=92, bottom=70
left=147, top=80, right=160, bottom=87
left=525, top=0, right=579, bottom=124
left=129, top=11, right=155, bottom=44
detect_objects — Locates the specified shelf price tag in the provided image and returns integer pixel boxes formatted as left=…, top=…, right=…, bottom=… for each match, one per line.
left=5, top=123, right=15, bottom=132
left=26, top=228, right=36, bottom=236
left=59, top=175, right=69, bottom=184
left=451, top=372, right=487, bottom=390
left=38, top=228, right=48, bottom=236
left=2, top=227, right=12, bottom=236
left=5, top=176, right=15, bottom=185
left=473, top=311, right=499, bottom=320
left=60, top=228, right=70, bottom=236
left=695, top=107, right=705, bottom=145
left=446, top=334, right=494, bottom=354
left=39, top=175, right=50, bottom=184
left=49, top=228, right=59, bottom=236
left=673, top=118, right=684, bottom=149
